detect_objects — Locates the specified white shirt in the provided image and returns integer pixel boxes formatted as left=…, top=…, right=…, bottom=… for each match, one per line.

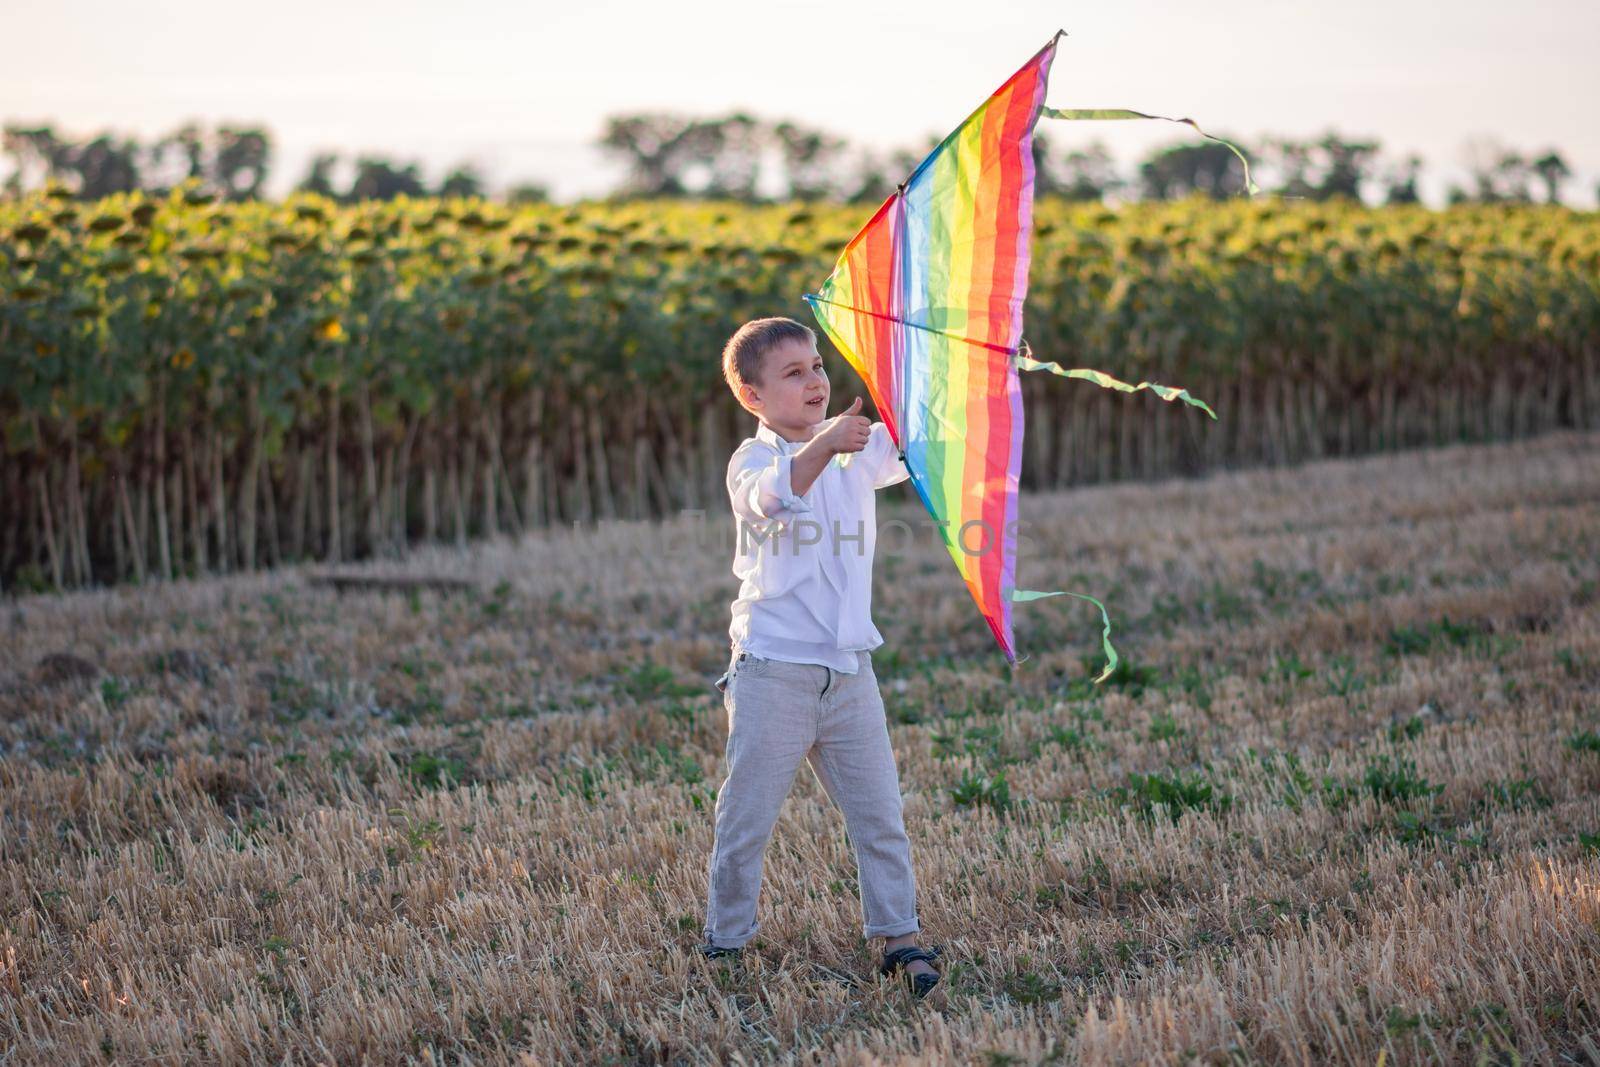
left=725, top=419, right=911, bottom=673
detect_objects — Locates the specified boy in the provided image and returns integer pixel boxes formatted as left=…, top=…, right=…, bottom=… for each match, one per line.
left=700, top=316, right=942, bottom=999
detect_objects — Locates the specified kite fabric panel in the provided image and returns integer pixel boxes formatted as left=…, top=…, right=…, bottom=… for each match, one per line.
left=807, top=33, right=1059, bottom=670
left=805, top=29, right=1240, bottom=680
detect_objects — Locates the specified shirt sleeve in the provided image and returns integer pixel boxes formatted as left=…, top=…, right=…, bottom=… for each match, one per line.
left=727, top=442, right=813, bottom=525
left=862, top=421, right=911, bottom=490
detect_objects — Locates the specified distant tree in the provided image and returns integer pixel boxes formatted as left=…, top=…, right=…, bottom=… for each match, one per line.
left=141, top=121, right=272, bottom=199
left=1382, top=153, right=1423, bottom=205
left=1062, top=143, right=1122, bottom=201
left=296, top=153, right=341, bottom=197
left=1261, top=132, right=1379, bottom=201
left=2, top=120, right=267, bottom=199
left=2, top=123, right=141, bottom=197
left=212, top=126, right=272, bottom=200
left=1487, top=153, right=1533, bottom=202
left=2, top=125, right=75, bottom=195
left=436, top=163, right=485, bottom=198
left=844, top=152, right=896, bottom=205
left=504, top=180, right=550, bottom=204
left=1033, top=130, right=1065, bottom=196
left=772, top=120, right=848, bottom=200
left=1034, top=132, right=1123, bottom=201
left=1262, top=137, right=1315, bottom=198
left=1463, top=138, right=1534, bottom=203
left=601, top=111, right=851, bottom=201
left=845, top=139, right=939, bottom=204
left=66, top=134, right=143, bottom=198
left=294, top=151, right=453, bottom=202
left=1496, top=153, right=1535, bottom=202
left=600, top=113, right=704, bottom=197
left=1138, top=139, right=1248, bottom=200
left=347, top=156, right=428, bottom=201
left=693, top=112, right=763, bottom=199
left=1316, top=132, right=1380, bottom=200
left=147, top=123, right=206, bottom=190
left=1531, top=151, right=1570, bottom=205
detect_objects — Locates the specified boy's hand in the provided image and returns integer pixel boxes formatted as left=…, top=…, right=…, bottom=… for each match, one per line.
left=814, top=396, right=870, bottom=455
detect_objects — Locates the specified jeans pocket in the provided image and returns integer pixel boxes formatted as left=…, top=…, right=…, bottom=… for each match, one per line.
left=714, top=648, right=740, bottom=693
left=735, top=651, right=772, bottom=677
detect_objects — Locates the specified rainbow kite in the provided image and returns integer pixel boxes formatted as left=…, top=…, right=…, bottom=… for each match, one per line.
left=805, top=30, right=1251, bottom=682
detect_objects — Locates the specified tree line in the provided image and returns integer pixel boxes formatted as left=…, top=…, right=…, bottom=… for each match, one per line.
left=601, top=115, right=1579, bottom=207
left=1, top=122, right=552, bottom=204
left=2, top=116, right=1584, bottom=207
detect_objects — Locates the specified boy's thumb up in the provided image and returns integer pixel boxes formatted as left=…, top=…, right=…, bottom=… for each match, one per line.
left=845, top=396, right=863, bottom=415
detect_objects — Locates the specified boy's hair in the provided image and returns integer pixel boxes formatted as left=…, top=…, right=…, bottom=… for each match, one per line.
left=721, top=317, right=816, bottom=404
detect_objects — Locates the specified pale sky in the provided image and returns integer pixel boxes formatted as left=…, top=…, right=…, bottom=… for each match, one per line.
left=3, top=0, right=1597, bottom=205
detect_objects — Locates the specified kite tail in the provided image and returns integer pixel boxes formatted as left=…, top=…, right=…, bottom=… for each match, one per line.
left=1010, top=588, right=1119, bottom=684
left=1040, top=106, right=1259, bottom=197
left=1014, top=341, right=1219, bottom=420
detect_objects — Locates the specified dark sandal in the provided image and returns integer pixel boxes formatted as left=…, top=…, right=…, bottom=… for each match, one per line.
left=880, top=944, right=943, bottom=999
left=699, top=943, right=742, bottom=961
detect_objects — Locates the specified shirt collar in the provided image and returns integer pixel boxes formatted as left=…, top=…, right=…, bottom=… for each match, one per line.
left=755, top=421, right=800, bottom=454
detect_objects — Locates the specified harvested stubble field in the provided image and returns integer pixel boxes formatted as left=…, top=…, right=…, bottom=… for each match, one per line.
left=2, top=430, right=1599, bottom=1066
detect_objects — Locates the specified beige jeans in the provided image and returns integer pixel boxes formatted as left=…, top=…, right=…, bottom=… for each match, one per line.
left=703, top=648, right=921, bottom=948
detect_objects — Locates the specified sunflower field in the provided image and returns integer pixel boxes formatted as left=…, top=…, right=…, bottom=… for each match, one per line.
left=2, top=180, right=1596, bottom=590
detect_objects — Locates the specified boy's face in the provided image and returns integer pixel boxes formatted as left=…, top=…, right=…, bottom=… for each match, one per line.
left=739, top=337, right=830, bottom=434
